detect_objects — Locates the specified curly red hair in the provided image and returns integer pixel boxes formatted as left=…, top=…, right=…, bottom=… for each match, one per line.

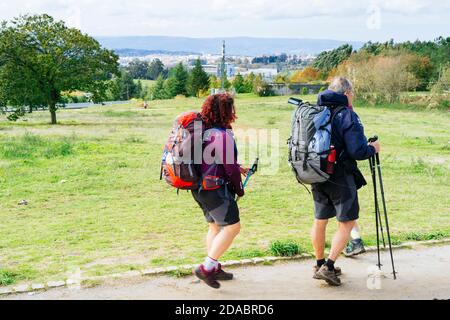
left=200, top=93, right=237, bottom=129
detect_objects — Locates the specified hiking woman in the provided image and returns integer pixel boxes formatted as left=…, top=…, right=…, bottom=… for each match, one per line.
left=192, top=93, right=248, bottom=289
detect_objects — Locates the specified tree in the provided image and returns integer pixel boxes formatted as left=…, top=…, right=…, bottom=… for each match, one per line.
left=110, top=71, right=141, bottom=100
left=136, top=80, right=144, bottom=99
left=274, top=74, right=290, bottom=84
left=166, top=62, right=189, bottom=97
left=208, top=73, right=230, bottom=91
left=188, top=59, right=210, bottom=97
left=126, top=59, right=149, bottom=79
left=252, top=74, right=264, bottom=94
left=357, top=37, right=450, bottom=87
left=336, top=54, right=419, bottom=103
left=147, top=59, right=166, bottom=80
left=150, top=75, right=168, bottom=100
left=243, top=73, right=255, bottom=93
left=222, top=75, right=232, bottom=90
left=313, top=44, right=353, bottom=77
left=0, top=14, right=119, bottom=124
left=290, top=67, right=320, bottom=83
left=431, top=64, right=450, bottom=94
left=209, top=75, right=219, bottom=90
left=232, top=74, right=245, bottom=93
left=252, top=74, right=275, bottom=97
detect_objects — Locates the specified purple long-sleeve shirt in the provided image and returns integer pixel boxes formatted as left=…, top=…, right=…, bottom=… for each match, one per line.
left=201, top=128, right=244, bottom=197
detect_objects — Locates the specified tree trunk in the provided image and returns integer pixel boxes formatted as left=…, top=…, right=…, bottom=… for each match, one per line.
left=49, top=103, right=57, bottom=125
left=28, top=105, right=33, bottom=113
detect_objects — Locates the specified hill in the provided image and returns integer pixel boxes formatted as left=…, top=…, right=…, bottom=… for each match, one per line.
left=97, top=36, right=364, bottom=56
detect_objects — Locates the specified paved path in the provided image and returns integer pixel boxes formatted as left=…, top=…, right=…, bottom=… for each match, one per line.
left=4, top=244, right=450, bottom=300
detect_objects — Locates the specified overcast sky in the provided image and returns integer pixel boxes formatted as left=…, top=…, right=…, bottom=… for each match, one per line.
left=0, top=0, right=449, bottom=41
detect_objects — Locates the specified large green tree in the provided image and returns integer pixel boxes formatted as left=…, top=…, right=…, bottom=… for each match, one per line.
left=0, top=14, right=119, bottom=124
left=126, top=59, right=149, bottom=79
left=243, top=73, right=255, bottom=93
left=188, top=59, right=210, bottom=97
left=109, top=71, right=142, bottom=100
left=313, top=44, right=353, bottom=77
left=147, top=59, right=166, bottom=80
left=166, top=62, right=189, bottom=97
left=150, top=75, right=168, bottom=100
left=232, top=73, right=245, bottom=93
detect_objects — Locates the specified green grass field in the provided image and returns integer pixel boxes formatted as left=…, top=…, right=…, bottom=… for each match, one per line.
left=0, top=94, right=449, bottom=285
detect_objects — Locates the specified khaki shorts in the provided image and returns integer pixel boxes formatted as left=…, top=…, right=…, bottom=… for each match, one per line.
left=311, top=173, right=359, bottom=222
left=191, top=185, right=240, bottom=226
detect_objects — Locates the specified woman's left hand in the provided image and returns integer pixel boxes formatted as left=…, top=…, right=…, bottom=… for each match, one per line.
left=240, top=166, right=250, bottom=177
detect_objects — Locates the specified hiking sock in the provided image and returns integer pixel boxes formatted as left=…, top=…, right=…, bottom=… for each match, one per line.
left=203, top=256, right=219, bottom=272
left=317, top=259, right=326, bottom=268
left=326, top=259, right=335, bottom=271
left=351, top=225, right=361, bottom=241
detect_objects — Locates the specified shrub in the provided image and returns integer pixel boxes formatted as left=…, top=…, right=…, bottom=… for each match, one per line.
left=404, top=231, right=448, bottom=241
left=252, top=75, right=275, bottom=97
left=430, top=64, right=450, bottom=94
left=429, top=64, right=450, bottom=109
left=291, top=66, right=320, bottom=83
left=336, top=53, right=419, bottom=104
left=270, top=240, right=301, bottom=257
left=301, top=87, right=309, bottom=95
left=0, top=269, right=19, bottom=286
left=256, top=83, right=275, bottom=97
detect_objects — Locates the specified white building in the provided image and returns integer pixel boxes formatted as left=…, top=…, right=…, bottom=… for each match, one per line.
left=241, top=68, right=278, bottom=81
left=201, top=63, right=236, bottom=78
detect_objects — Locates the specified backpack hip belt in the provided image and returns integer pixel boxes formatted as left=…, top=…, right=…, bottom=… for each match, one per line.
left=201, top=175, right=226, bottom=191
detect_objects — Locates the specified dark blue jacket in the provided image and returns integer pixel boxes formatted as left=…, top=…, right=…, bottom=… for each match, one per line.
left=317, top=90, right=375, bottom=166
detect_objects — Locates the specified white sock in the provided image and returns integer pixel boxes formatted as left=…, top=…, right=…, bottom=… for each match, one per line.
left=351, top=225, right=361, bottom=240
left=203, top=256, right=219, bottom=272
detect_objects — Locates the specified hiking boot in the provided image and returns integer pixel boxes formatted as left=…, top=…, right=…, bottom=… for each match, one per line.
left=315, top=265, right=342, bottom=286
left=214, top=264, right=233, bottom=281
left=194, top=265, right=221, bottom=289
left=344, top=239, right=366, bottom=257
left=313, top=265, right=342, bottom=279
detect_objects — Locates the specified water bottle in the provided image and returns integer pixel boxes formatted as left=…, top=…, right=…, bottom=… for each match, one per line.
left=326, top=146, right=337, bottom=174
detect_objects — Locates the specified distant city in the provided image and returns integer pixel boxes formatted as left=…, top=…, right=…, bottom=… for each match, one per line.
left=97, top=35, right=362, bottom=82
left=115, top=47, right=316, bottom=82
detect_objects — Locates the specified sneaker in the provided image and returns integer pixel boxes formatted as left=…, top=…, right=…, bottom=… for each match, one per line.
left=313, top=265, right=342, bottom=279
left=214, top=264, right=233, bottom=281
left=194, top=265, right=220, bottom=289
left=315, top=265, right=342, bottom=286
left=344, top=239, right=366, bottom=257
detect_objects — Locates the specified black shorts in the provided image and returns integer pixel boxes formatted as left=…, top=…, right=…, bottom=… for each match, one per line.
left=192, top=185, right=240, bottom=226
left=311, top=173, right=359, bottom=222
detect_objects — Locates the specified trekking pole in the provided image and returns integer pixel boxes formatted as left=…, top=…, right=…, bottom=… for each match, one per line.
left=237, top=158, right=259, bottom=202
left=369, top=157, right=386, bottom=248
left=243, top=157, right=259, bottom=189
left=368, top=153, right=382, bottom=269
left=374, top=152, right=397, bottom=280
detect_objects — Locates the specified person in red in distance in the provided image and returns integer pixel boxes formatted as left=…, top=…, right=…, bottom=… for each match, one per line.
left=192, top=93, right=249, bottom=289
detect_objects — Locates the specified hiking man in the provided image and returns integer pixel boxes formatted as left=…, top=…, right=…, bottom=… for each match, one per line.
left=192, top=93, right=249, bottom=289
left=311, top=77, right=380, bottom=286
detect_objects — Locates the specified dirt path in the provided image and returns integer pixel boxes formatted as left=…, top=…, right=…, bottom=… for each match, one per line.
left=4, top=244, right=450, bottom=300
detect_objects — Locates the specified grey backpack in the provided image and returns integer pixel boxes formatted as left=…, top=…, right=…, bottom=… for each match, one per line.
left=287, top=98, right=345, bottom=185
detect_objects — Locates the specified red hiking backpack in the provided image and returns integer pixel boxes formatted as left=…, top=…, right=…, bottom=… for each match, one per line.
left=160, top=111, right=204, bottom=190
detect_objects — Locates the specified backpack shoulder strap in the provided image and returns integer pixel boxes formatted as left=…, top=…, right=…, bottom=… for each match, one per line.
left=330, top=106, right=347, bottom=123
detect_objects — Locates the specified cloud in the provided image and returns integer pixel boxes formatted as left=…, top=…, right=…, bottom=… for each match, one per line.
left=0, top=0, right=448, bottom=41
